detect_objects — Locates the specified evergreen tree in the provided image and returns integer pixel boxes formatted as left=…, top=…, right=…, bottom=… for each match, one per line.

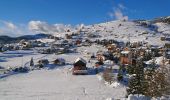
left=117, top=65, right=124, bottom=81
left=127, top=65, right=135, bottom=75
left=30, top=57, right=34, bottom=66
left=127, top=58, right=147, bottom=95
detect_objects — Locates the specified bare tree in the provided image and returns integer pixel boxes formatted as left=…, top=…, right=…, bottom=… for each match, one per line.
left=103, top=67, right=115, bottom=84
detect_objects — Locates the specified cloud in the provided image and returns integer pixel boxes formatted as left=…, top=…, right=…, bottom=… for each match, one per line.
left=0, top=20, right=75, bottom=37
left=109, top=3, right=128, bottom=20
left=28, top=20, right=73, bottom=35
left=118, top=4, right=126, bottom=10
left=0, top=20, right=33, bottom=37
left=4, top=21, right=17, bottom=30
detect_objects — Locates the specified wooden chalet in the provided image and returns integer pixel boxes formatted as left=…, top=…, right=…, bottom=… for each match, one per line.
left=72, top=57, right=88, bottom=75
left=120, top=47, right=130, bottom=65
left=53, top=58, right=65, bottom=65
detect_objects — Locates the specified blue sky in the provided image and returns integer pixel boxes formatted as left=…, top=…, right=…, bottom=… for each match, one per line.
left=0, top=0, right=170, bottom=36
left=0, top=0, right=170, bottom=25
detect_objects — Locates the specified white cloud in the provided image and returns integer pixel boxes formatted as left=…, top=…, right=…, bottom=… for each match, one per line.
left=0, top=20, right=33, bottom=37
left=0, top=20, right=77, bottom=37
left=0, top=20, right=75, bottom=37
left=28, top=20, right=72, bottom=35
left=4, top=22, right=17, bottom=30
left=118, top=4, right=126, bottom=10
left=109, top=3, right=128, bottom=21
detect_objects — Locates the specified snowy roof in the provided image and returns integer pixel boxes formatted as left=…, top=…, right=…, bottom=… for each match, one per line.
left=121, top=51, right=130, bottom=54
left=74, top=57, right=87, bottom=64
left=56, top=58, right=65, bottom=63
left=167, top=51, right=170, bottom=55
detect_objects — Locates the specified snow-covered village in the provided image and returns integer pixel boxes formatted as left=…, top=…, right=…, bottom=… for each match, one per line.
left=0, top=0, right=170, bottom=100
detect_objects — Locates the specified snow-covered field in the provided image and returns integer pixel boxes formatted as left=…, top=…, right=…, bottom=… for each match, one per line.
left=0, top=68, right=126, bottom=100
left=0, top=45, right=126, bottom=100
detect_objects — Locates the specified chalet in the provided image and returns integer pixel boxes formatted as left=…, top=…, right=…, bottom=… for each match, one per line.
left=90, top=53, right=96, bottom=59
left=38, top=59, right=49, bottom=65
left=72, top=57, right=88, bottom=75
left=160, top=36, right=166, bottom=41
left=107, top=43, right=117, bottom=53
left=65, top=34, right=72, bottom=39
left=1, top=46, right=9, bottom=52
left=53, top=58, right=65, bottom=65
left=75, top=39, right=81, bottom=45
left=52, top=40, right=69, bottom=48
left=95, top=61, right=104, bottom=68
left=165, top=43, right=170, bottom=48
left=120, top=49, right=130, bottom=65
left=96, top=53, right=105, bottom=62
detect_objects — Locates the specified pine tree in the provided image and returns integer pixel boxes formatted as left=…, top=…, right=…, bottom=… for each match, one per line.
left=127, top=65, right=135, bottom=75
left=127, top=58, right=147, bottom=95
left=30, top=57, right=34, bottom=67
left=117, top=65, right=124, bottom=81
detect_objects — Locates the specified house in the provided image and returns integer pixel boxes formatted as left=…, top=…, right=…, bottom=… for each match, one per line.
left=160, top=36, right=166, bottom=41
left=120, top=50, right=130, bottom=65
left=95, top=61, right=104, bottom=68
left=1, top=46, right=9, bottom=52
left=96, top=53, right=105, bottom=62
left=107, top=43, right=117, bottom=53
left=65, top=34, right=72, bottom=39
left=53, top=58, right=65, bottom=65
left=75, top=39, right=82, bottom=45
left=38, top=59, right=49, bottom=65
left=72, top=57, right=88, bottom=75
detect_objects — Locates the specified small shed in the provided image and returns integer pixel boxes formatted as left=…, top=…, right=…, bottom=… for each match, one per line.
left=72, top=57, right=88, bottom=75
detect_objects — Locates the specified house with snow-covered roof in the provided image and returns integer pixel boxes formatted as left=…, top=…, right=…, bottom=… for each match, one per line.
left=72, top=57, right=88, bottom=75
left=120, top=47, right=131, bottom=65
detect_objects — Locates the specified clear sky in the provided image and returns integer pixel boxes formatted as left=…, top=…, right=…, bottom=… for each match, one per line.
left=0, top=0, right=170, bottom=25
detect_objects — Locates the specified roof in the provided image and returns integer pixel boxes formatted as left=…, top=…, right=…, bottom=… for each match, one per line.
left=121, top=51, right=130, bottom=54
left=55, top=58, right=65, bottom=62
left=74, top=57, right=87, bottom=64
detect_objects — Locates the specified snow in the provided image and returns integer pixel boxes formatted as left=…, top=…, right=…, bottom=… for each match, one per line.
left=0, top=67, right=126, bottom=100
left=155, top=22, right=170, bottom=34
left=0, top=45, right=126, bottom=100
left=144, top=56, right=163, bottom=65
left=121, top=51, right=130, bottom=54
left=37, top=38, right=55, bottom=43
left=1, top=19, right=169, bottom=100
left=105, top=81, right=122, bottom=88
left=74, top=57, right=87, bottom=64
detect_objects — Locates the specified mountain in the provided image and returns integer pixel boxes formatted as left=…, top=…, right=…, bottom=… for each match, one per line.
left=0, top=33, right=50, bottom=44
left=1, top=16, right=170, bottom=46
